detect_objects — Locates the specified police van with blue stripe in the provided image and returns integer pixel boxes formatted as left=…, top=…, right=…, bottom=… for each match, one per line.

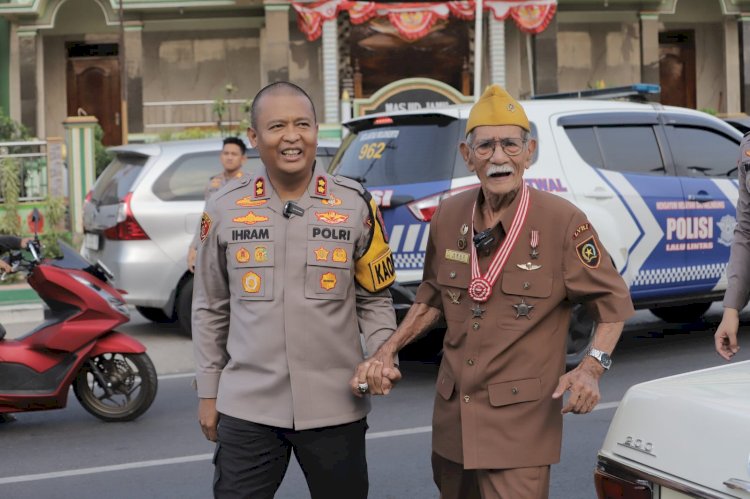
left=329, top=96, right=742, bottom=365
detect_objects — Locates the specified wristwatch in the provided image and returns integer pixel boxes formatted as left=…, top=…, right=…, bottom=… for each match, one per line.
left=587, top=347, right=612, bottom=370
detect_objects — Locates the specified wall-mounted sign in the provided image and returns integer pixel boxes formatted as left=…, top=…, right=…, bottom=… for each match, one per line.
left=353, top=78, right=473, bottom=117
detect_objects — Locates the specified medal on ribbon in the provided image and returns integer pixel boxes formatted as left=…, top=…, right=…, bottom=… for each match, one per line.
left=530, top=229, right=539, bottom=259
left=468, top=185, right=530, bottom=303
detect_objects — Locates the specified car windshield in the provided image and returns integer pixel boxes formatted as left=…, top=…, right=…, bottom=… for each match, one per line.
left=333, top=115, right=460, bottom=186
left=91, top=153, right=148, bottom=205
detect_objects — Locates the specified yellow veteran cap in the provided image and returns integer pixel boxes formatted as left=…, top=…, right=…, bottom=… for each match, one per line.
left=466, top=84, right=530, bottom=135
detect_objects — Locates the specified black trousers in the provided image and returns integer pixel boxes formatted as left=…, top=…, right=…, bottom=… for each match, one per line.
left=213, top=414, right=369, bottom=499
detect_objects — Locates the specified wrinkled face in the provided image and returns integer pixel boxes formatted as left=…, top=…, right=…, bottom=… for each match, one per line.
left=220, top=143, right=246, bottom=174
left=247, top=90, right=318, bottom=179
left=460, top=124, right=536, bottom=198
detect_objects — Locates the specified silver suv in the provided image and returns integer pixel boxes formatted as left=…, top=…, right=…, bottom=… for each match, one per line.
left=81, top=138, right=340, bottom=334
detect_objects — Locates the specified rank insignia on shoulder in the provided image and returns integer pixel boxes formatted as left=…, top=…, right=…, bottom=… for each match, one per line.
left=236, top=196, right=268, bottom=208
left=254, top=177, right=266, bottom=198
left=316, top=176, right=328, bottom=197
left=200, top=212, right=212, bottom=243
left=235, top=247, right=251, bottom=263
left=322, top=193, right=342, bottom=206
left=320, top=272, right=337, bottom=290
left=233, top=211, right=269, bottom=225
left=572, top=223, right=590, bottom=239
left=315, top=211, right=349, bottom=224
left=576, top=236, right=601, bottom=269
left=210, top=177, right=222, bottom=188
left=242, top=271, right=261, bottom=293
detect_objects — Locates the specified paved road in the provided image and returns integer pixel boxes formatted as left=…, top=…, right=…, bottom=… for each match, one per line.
left=1, top=305, right=748, bottom=499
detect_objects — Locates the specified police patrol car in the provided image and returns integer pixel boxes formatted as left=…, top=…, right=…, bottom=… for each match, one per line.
left=329, top=98, right=742, bottom=365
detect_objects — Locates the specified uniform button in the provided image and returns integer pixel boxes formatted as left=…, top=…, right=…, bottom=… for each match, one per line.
left=449, top=271, right=457, bottom=279
left=512, top=387, right=518, bottom=394
left=472, top=322, right=480, bottom=330
left=467, top=359, right=475, bottom=366
left=463, top=395, right=470, bottom=403
left=523, top=282, right=530, bottom=290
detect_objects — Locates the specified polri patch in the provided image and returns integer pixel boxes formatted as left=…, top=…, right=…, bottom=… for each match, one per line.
left=254, top=246, right=268, bottom=263
left=200, top=212, right=212, bottom=243
left=314, top=246, right=329, bottom=261
left=576, top=236, right=601, bottom=269
left=445, top=249, right=469, bottom=264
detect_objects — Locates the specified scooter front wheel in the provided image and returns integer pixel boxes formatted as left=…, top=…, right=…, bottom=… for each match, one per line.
left=73, top=352, right=158, bottom=422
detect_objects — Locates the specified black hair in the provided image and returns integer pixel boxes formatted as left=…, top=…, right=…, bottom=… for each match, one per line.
left=249, top=81, right=317, bottom=129
left=223, top=136, right=247, bottom=154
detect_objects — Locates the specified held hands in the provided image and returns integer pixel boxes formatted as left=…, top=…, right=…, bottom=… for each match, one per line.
left=198, top=398, right=219, bottom=442
left=349, top=353, right=402, bottom=398
left=715, top=308, right=740, bottom=361
left=552, top=359, right=602, bottom=414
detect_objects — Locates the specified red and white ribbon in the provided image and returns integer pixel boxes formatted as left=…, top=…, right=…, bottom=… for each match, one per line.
left=469, top=185, right=530, bottom=303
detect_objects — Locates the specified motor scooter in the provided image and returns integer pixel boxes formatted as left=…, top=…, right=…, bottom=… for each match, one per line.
left=0, top=218, right=158, bottom=422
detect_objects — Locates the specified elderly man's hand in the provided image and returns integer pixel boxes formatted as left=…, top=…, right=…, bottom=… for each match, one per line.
left=715, top=308, right=740, bottom=361
left=552, top=360, right=602, bottom=414
left=349, top=354, right=402, bottom=398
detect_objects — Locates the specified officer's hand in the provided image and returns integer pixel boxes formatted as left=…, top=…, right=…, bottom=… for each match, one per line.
left=552, top=360, right=601, bottom=414
left=187, top=247, right=197, bottom=273
left=198, top=398, right=219, bottom=441
left=350, top=358, right=401, bottom=397
left=715, top=308, right=740, bottom=361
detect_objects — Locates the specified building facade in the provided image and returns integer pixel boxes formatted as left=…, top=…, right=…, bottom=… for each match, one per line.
left=0, top=0, right=748, bottom=144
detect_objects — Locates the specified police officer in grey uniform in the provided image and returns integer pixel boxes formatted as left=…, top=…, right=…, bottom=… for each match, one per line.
left=716, top=132, right=750, bottom=360
left=192, top=82, right=397, bottom=499
left=187, top=136, right=247, bottom=273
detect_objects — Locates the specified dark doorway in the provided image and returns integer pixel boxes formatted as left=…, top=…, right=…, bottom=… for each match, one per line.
left=66, top=43, right=122, bottom=146
left=349, top=18, right=470, bottom=98
left=659, top=31, right=696, bottom=109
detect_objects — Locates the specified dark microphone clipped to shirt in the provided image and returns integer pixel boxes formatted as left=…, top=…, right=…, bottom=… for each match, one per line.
left=283, top=201, right=306, bottom=219
left=473, top=228, right=495, bottom=252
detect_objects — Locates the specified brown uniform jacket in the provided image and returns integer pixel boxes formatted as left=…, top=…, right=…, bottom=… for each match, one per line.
left=724, top=133, right=750, bottom=309
left=192, top=165, right=396, bottom=430
left=190, top=170, right=245, bottom=251
left=415, top=187, right=633, bottom=469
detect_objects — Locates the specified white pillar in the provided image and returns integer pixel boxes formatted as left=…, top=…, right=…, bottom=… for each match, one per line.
left=322, top=19, right=339, bottom=124
left=489, top=16, right=506, bottom=87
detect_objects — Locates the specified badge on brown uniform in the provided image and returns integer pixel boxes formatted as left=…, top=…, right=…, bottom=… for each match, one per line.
left=445, top=249, right=470, bottom=264
left=530, top=229, right=540, bottom=259
left=576, top=236, right=601, bottom=269
left=513, top=298, right=534, bottom=319
left=447, top=289, right=461, bottom=304
left=199, top=212, right=212, bottom=243
left=516, top=261, right=542, bottom=271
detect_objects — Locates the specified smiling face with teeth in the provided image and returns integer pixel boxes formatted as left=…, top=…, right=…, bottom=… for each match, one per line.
left=460, top=124, right=536, bottom=205
left=247, top=86, right=319, bottom=191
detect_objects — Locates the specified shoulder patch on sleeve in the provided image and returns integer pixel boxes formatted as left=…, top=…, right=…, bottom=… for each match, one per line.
left=576, top=236, right=601, bottom=269
left=355, top=196, right=395, bottom=292
left=200, top=212, right=212, bottom=243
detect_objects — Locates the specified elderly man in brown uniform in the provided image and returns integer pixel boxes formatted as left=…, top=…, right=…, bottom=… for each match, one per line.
left=352, top=85, right=634, bottom=498
left=187, top=136, right=247, bottom=273
left=715, top=131, right=750, bottom=360
left=192, top=81, right=396, bottom=499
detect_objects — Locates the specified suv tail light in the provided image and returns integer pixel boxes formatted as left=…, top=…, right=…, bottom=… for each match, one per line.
left=407, top=185, right=477, bottom=222
left=104, top=192, right=149, bottom=240
left=594, top=469, right=651, bottom=499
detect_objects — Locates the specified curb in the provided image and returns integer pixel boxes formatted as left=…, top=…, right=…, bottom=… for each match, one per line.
left=0, top=302, right=45, bottom=325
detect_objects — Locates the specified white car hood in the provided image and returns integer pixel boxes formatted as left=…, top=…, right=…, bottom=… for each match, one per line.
left=600, top=360, right=750, bottom=497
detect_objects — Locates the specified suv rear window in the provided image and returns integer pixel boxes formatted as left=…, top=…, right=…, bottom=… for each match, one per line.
left=333, top=115, right=460, bottom=186
left=92, top=154, right=148, bottom=205
left=152, top=151, right=223, bottom=202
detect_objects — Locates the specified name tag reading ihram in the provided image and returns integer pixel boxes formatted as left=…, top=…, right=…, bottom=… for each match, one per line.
left=445, top=249, right=470, bottom=264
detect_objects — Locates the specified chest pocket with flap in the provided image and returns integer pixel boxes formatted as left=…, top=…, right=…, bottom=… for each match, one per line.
left=500, top=271, right=553, bottom=298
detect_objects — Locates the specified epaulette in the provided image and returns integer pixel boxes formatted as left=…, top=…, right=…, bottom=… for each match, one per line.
left=213, top=175, right=251, bottom=201
left=332, top=175, right=372, bottom=204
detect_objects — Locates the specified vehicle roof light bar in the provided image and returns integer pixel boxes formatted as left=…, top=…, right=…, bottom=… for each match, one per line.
left=532, top=84, right=661, bottom=101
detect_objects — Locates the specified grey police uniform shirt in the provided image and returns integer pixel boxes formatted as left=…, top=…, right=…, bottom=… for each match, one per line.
left=725, top=132, right=750, bottom=309
left=190, top=171, right=245, bottom=251
left=192, top=165, right=397, bottom=430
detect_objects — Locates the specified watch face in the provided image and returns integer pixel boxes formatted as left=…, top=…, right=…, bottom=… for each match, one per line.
left=600, top=353, right=612, bottom=368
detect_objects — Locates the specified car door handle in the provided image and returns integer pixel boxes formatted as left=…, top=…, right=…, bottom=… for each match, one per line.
left=687, top=192, right=713, bottom=203
left=583, top=188, right=613, bottom=200
left=724, top=478, right=750, bottom=492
